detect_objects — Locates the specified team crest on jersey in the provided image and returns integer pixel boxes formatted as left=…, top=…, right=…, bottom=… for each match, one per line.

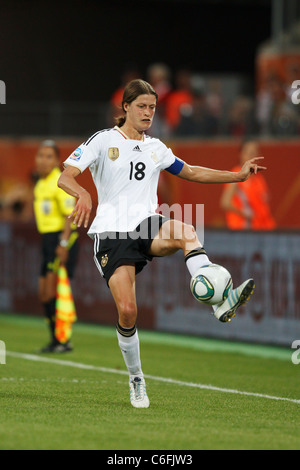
left=108, top=147, right=119, bottom=161
left=70, top=147, right=83, bottom=161
left=101, top=254, right=108, bottom=267
left=151, top=152, right=158, bottom=163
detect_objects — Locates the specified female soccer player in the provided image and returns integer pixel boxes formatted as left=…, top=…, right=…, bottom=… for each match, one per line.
left=58, top=79, right=266, bottom=408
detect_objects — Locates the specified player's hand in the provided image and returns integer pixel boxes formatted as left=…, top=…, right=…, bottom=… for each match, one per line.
left=238, top=157, right=267, bottom=182
left=69, top=190, right=92, bottom=228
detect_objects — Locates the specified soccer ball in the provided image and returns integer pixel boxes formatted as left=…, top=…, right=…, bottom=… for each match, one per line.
left=190, top=264, right=233, bottom=306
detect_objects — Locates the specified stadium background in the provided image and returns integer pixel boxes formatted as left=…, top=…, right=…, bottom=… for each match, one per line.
left=1, top=0, right=300, bottom=346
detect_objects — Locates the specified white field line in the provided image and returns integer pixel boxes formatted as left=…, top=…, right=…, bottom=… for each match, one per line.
left=7, top=351, right=300, bottom=405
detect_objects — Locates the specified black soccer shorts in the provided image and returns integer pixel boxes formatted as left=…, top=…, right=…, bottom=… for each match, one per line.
left=40, top=231, right=79, bottom=279
left=93, top=214, right=170, bottom=286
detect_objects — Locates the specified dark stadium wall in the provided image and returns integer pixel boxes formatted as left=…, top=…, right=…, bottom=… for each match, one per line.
left=0, top=0, right=271, bottom=102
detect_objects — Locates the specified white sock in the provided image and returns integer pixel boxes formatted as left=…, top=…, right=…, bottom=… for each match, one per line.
left=185, top=247, right=211, bottom=277
left=186, top=254, right=211, bottom=277
left=116, top=328, right=143, bottom=382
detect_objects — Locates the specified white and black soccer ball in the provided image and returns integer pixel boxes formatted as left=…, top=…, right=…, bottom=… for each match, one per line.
left=190, top=264, right=233, bottom=306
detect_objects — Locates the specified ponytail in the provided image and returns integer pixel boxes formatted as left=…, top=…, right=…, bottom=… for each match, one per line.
left=114, top=115, right=126, bottom=127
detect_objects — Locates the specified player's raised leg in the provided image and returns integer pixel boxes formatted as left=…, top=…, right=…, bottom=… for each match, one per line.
left=213, top=278, right=255, bottom=322
left=149, top=219, right=255, bottom=322
left=149, top=219, right=206, bottom=257
left=108, top=264, right=149, bottom=408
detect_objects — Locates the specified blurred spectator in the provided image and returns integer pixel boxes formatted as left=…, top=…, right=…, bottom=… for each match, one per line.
left=108, top=65, right=141, bottom=125
left=284, top=62, right=300, bottom=130
left=0, top=178, right=34, bottom=222
left=165, top=68, right=194, bottom=131
left=226, top=96, right=258, bottom=137
left=147, top=62, right=172, bottom=137
left=147, top=62, right=172, bottom=109
left=220, top=139, right=276, bottom=230
left=205, top=79, right=224, bottom=122
left=284, top=62, right=300, bottom=106
left=256, top=73, right=278, bottom=134
left=257, top=74, right=299, bottom=136
left=175, top=89, right=219, bottom=137
left=268, top=76, right=299, bottom=136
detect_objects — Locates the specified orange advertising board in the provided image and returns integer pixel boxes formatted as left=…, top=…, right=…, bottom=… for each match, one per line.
left=0, top=138, right=299, bottom=228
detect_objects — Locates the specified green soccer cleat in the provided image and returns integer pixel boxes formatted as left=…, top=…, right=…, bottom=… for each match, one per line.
left=214, top=279, right=255, bottom=323
left=129, top=377, right=150, bottom=408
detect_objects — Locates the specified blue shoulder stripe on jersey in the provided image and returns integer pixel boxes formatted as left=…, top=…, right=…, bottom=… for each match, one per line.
left=165, top=157, right=184, bottom=175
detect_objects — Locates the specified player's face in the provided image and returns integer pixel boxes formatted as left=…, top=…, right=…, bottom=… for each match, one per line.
left=35, top=147, right=59, bottom=177
left=124, top=94, right=157, bottom=132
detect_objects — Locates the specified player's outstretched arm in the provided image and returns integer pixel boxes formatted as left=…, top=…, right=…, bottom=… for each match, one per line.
left=58, top=166, right=92, bottom=228
left=177, top=157, right=266, bottom=184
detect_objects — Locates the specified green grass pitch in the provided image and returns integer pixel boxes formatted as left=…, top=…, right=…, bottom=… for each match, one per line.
left=0, top=313, right=299, bottom=450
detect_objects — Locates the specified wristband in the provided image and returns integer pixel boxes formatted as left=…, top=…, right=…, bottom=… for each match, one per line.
left=59, top=239, right=69, bottom=248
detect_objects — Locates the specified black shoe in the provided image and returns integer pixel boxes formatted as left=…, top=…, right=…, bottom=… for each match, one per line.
left=39, top=341, right=73, bottom=353
left=51, top=342, right=73, bottom=353
left=39, top=341, right=58, bottom=353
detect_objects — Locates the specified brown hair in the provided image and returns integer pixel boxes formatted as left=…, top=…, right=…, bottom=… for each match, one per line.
left=115, top=79, right=158, bottom=127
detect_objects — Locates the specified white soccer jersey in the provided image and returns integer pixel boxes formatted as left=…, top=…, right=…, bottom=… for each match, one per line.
left=64, top=126, right=178, bottom=236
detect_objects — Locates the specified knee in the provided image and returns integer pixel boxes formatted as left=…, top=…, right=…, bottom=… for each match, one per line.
left=170, top=222, right=198, bottom=251
left=118, top=301, right=137, bottom=328
left=181, top=223, right=198, bottom=246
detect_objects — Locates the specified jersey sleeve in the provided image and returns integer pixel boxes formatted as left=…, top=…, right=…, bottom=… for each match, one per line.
left=164, top=156, right=184, bottom=175
left=63, top=131, right=103, bottom=173
left=159, top=143, right=184, bottom=175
